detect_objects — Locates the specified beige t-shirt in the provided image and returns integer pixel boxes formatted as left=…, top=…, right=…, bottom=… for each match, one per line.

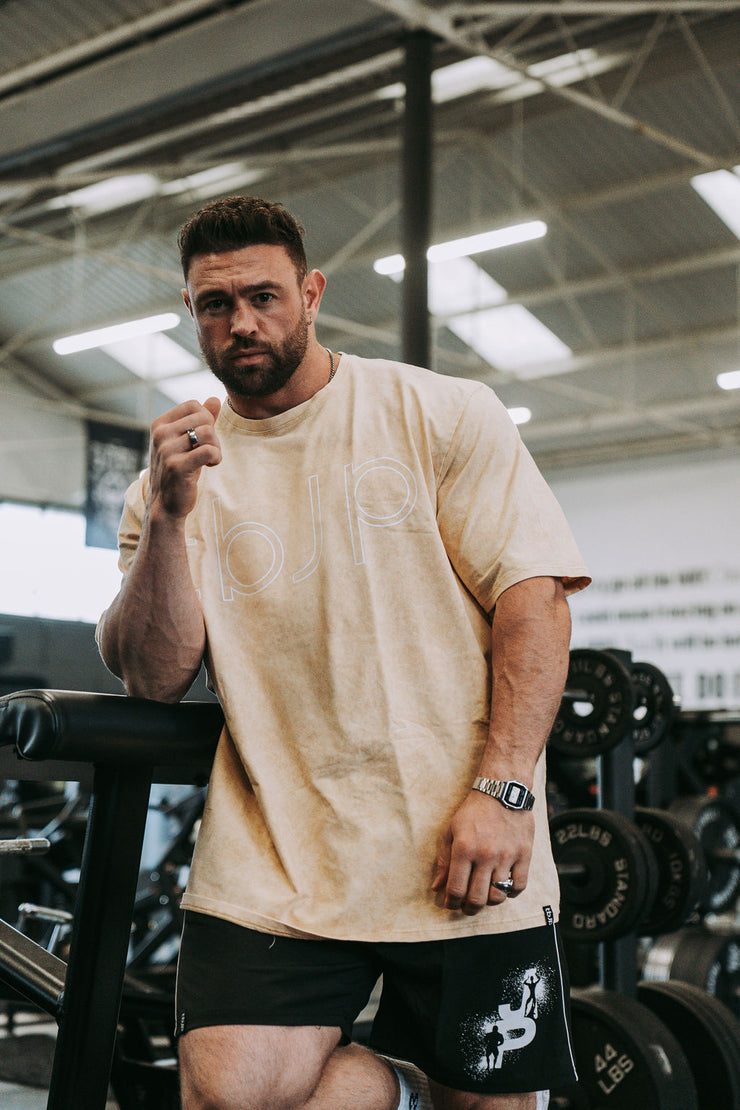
left=107, top=355, right=590, bottom=941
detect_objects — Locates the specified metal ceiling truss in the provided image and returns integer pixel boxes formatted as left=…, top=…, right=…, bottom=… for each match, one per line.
left=366, top=0, right=732, bottom=167
left=449, top=2, right=740, bottom=15
left=0, top=0, right=739, bottom=476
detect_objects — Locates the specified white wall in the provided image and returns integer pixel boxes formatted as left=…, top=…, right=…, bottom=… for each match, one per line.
left=1, top=370, right=86, bottom=507
left=549, top=449, right=740, bottom=710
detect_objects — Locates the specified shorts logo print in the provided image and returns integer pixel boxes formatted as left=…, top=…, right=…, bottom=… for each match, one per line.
left=459, top=960, right=556, bottom=1079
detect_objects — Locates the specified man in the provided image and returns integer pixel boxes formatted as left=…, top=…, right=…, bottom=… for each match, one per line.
left=97, top=195, right=590, bottom=1110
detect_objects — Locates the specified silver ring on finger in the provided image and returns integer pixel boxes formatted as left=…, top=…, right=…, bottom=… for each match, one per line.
left=491, top=877, right=514, bottom=894
left=186, top=427, right=199, bottom=449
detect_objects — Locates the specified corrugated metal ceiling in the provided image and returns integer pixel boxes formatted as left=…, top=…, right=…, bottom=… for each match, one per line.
left=2, top=0, right=740, bottom=502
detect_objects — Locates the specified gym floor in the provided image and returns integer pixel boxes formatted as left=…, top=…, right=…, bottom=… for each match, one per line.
left=0, top=1076, right=120, bottom=1109
left=0, top=1014, right=120, bottom=1109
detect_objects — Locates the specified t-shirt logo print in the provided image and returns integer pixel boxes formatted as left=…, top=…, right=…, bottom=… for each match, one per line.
left=460, top=962, right=553, bottom=1079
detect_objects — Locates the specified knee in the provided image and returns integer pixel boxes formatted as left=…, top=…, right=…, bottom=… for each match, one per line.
left=182, top=1072, right=317, bottom=1110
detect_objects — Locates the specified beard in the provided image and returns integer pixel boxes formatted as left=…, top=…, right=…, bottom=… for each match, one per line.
left=200, top=312, right=309, bottom=398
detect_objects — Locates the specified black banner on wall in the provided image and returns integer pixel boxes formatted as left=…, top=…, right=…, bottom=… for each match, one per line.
left=86, top=421, right=147, bottom=550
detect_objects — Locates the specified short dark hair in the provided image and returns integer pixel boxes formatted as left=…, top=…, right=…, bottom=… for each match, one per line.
left=177, top=195, right=308, bottom=282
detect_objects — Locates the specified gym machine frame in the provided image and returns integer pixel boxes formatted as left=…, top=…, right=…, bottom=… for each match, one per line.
left=0, top=688, right=223, bottom=1110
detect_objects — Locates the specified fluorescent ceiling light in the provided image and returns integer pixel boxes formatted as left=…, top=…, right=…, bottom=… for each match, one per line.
left=432, top=55, right=520, bottom=102
left=376, top=48, right=628, bottom=106
left=374, top=220, right=546, bottom=276
left=495, top=49, right=628, bottom=105
left=691, top=168, right=740, bottom=239
left=48, top=163, right=265, bottom=216
left=375, top=252, right=571, bottom=377
left=102, top=332, right=226, bottom=406
left=381, top=256, right=507, bottom=315
left=159, top=163, right=265, bottom=202
left=507, top=407, right=532, bottom=426
left=102, top=332, right=200, bottom=378
left=428, top=257, right=506, bottom=316
left=374, top=253, right=405, bottom=276
left=48, top=174, right=160, bottom=215
left=54, top=310, right=224, bottom=406
left=717, top=369, right=740, bottom=391
left=53, top=313, right=181, bottom=355
left=451, top=303, right=571, bottom=374
left=428, top=221, right=546, bottom=262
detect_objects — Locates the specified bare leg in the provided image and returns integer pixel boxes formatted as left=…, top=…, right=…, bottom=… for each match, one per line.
left=179, top=1025, right=400, bottom=1110
left=304, top=1043, right=400, bottom=1110
left=429, top=1081, right=538, bottom=1110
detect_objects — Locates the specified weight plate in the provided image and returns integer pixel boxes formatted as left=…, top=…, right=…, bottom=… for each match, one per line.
left=634, top=807, right=708, bottom=936
left=553, top=988, right=698, bottom=1109
left=637, top=980, right=740, bottom=1110
left=669, top=795, right=740, bottom=913
left=669, top=929, right=740, bottom=1018
left=633, top=819, right=661, bottom=934
left=550, top=649, right=635, bottom=757
left=721, top=777, right=740, bottom=820
left=630, top=661, right=677, bottom=755
left=550, top=808, right=652, bottom=942
left=642, top=927, right=740, bottom=1018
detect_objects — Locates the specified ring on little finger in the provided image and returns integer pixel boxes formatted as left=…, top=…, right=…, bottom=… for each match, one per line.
left=186, top=428, right=199, bottom=449
left=491, top=878, right=514, bottom=894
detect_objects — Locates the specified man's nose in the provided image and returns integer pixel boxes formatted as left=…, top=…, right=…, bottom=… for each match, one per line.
left=231, top=300, right=258, bottom=336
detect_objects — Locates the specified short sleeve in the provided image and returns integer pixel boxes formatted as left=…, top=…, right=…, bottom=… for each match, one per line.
left=116, top=472, right=149, bottom=576
left=436, top=385, right=590, bottom=611
left=94, top=472, right=149, bottom=654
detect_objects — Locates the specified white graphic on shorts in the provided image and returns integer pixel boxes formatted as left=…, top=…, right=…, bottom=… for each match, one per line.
left=460, top=963, right=553, bottom=1078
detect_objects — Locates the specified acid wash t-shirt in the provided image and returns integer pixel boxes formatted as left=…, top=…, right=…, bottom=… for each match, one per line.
left=107, top=355, right=590, bottom=942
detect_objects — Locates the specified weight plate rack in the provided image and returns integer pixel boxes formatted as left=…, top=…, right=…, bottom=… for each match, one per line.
left=552, top=988, right=699, bottom=1109
left=547, top=647, right=740, bottom=1109
left=637, top=980, right=740, bottom=1110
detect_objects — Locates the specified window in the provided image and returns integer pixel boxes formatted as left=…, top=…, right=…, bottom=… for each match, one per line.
left=0, top=502, right=120, bottom=622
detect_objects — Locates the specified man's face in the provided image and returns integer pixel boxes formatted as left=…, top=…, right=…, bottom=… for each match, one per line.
left=184, top=244, right=310, bottom=399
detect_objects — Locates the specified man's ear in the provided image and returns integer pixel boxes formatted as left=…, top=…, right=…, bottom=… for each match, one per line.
left=304, top=269, right=327, bottom=319
left=182, top=287, right=193, bottom=317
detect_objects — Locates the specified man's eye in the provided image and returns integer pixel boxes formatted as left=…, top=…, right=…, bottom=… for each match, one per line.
left=255, top=292, right=274, bottom=304
left=203, top=298, right=227, bottom=311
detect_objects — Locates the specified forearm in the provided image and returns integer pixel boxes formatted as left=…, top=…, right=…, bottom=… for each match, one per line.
left=479, top=575, right=571, bottom=783
left=432, top=576, right=571, bottom=912
left=98, top=511, right=206, bottom=702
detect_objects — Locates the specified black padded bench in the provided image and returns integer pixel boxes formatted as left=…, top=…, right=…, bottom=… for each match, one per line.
left=0, top=689, right=223, bottom=1110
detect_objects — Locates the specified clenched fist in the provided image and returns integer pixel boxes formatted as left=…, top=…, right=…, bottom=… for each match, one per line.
left=147, top=396, right=223, bottom=519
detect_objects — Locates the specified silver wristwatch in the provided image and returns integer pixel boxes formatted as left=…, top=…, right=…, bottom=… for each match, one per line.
left=472, top=777, right=535, bottom=811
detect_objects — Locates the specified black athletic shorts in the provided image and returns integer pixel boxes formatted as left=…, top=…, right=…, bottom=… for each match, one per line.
left=175, top=906, right=577, bottom=1095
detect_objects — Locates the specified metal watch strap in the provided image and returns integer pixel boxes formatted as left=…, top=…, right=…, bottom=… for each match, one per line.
left=472, top=777, right=535, bottom=811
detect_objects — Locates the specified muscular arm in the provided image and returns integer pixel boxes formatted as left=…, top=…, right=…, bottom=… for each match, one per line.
left=432, top=575, right=571, bottom=914
left=97, top=397, right=222, bottom=703
left=98, top=512, right=207, bottom=702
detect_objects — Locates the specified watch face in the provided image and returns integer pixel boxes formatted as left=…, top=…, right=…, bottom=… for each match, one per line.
left=472, top=777, right=533, bottom=809
left=503, top=781, right=527, bottom=808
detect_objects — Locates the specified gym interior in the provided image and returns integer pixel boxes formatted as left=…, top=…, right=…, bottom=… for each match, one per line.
left=1, top=3, right=740, bottom=1107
